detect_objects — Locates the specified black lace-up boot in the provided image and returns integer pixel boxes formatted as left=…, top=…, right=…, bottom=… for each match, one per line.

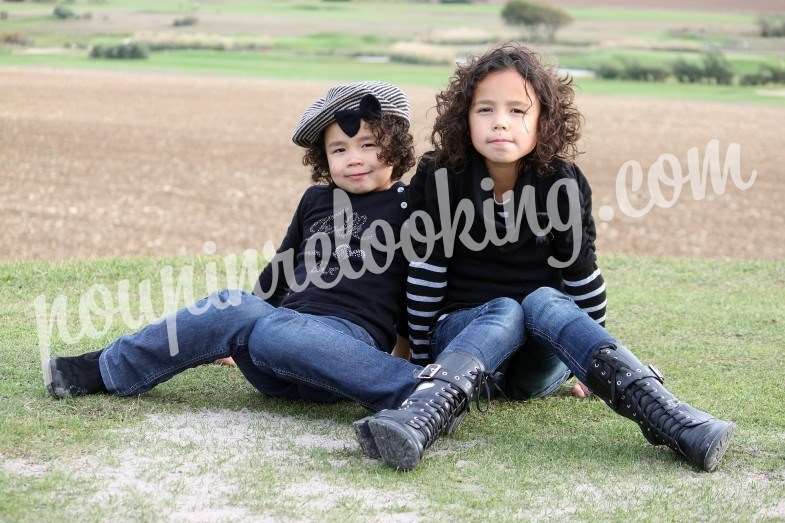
left=46, top=350, right=107, bottom=399
left=354, top=350, right=487, bottom=471
left=586, top=344, right=735, bottom=472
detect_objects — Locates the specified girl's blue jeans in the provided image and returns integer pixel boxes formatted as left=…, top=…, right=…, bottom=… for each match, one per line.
left=503, top=286, right=619, bottom=398
left=98, top=289, right=523, bottom=412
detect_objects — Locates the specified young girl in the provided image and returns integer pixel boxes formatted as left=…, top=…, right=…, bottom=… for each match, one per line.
left=359, top=45, right=734, bottom=472
left=45, top=81, right=521, bottom=471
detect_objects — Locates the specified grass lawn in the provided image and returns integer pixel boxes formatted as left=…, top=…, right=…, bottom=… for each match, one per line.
left=0, top=0, right=756, bottom=23
left=1, top=254, right=783, bottom=520
left=558, top=49, right=785, bottom=77
left=2, top=47, right=784, bottom=107
left=2, top=0, right=782, bottom=107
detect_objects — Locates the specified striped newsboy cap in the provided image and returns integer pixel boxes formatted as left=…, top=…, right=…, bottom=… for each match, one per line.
left=291, top=81, right=411, bottom=147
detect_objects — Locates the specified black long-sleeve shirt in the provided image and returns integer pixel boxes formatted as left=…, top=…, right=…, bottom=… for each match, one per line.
left=255, top=182, right=410, bottom=352
left=405, top=152, right=607, bottom=362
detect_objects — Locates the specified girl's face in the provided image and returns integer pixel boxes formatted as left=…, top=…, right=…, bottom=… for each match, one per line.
left=324, top=119, right=394, bottom=194
left=468, top=68, right=541, bottom=171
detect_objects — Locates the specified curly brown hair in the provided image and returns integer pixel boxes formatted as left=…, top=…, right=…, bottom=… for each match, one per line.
left=431, top=43, right=582, bottom=176
left=302, top=114, right=415, bottom=184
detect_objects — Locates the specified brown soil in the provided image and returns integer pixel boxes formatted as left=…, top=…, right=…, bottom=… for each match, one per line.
left=1, top=68, right=783, bottom=262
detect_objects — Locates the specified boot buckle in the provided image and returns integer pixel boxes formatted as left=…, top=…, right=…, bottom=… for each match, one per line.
left=418, top=364, right=442, bottom=380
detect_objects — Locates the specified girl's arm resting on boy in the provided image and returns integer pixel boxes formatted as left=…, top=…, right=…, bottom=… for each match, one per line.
left=406, top=260, right=448, bottom=362
left=405, top=157, right=450, bottom=363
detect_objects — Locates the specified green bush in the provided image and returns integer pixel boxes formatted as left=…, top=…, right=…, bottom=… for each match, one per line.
left=52, top=4, right=75, bottom=18
left=594, top=60, right=669, bottom=82
left=595, top=63, right=621, bottom=80
left=757, top=15, right=785, bottom=37
left=669, top=51, right=734, bottom=85
left=89, top=42, right=149, bottom=60
left=701, top=51, right=733, bottom=85
left=172, top=15, right=198, bottom=27
left=672, top=58, right=704, bottom=83
left=740, top=63, right=785, bottom=86
left=622, top=61, right=669, bottom=82
left=501, top=0, right=572, bottom=42
left=763, top=63, right=785, bottom=83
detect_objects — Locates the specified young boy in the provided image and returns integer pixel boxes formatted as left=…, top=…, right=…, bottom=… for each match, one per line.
left=46, top=81, right=521, bottom=471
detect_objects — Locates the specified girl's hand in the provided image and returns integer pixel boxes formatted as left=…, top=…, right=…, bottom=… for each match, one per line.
left=391, top=335, right=411, bottom=360
left=571, top=380, right=592, bottom=398
left=214, top=357, right=236, bottom=367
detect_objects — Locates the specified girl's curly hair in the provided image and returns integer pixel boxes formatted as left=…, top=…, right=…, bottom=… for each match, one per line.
left=431, top=43, right=582, bottom=176
left=302, top=114, right=415, bottom=184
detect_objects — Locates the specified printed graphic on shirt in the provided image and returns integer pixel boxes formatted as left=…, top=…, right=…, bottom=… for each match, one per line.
left=306, top=207, right=371, bottom=277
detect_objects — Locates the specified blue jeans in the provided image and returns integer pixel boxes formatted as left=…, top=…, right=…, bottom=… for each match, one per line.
left=99, top=289, right=520, bottom=412
left=519, top=286, right=619, bottom=385
left=430, top=297, right=525, bottom=374
left=498, top=336, right=573, bottom=400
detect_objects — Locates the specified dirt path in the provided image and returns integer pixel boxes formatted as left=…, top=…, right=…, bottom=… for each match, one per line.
left=1, top=68, right=783, bottom=261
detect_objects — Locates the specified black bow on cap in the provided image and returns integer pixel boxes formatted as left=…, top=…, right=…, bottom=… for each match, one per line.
left=333, top=94, right=382, bottom=137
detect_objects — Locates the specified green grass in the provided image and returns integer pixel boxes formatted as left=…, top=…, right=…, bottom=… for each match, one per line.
left=565, top=7, right=754, bottom=24
left=1, top=254, right=784, bottom=520
left=559, top=49, right=785, bottom=77
left=0, top=0, right=757, bottom=23
left=0, top=47, right=455, bottom=85
left=2, top=47, right=784, bottom=106
left=574, top=78, right=785, bottom=105
left=270, top=32, right=393, bottom=55
left=2, top=0, right=781, bottom=106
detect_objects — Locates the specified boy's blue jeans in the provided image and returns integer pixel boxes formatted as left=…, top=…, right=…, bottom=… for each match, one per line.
left=98, top=289, right=523, bottom=412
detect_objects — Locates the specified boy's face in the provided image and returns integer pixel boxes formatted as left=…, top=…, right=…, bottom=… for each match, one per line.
left=468, top=68, right=541, bottom=171
left=324, top=120, right=395, bottom=194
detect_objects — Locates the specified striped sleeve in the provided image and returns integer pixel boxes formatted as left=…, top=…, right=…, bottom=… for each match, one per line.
left=406, top=261, right=447, bottom=363
left=405, top=155, right=450, bottom=364
left=551, top=163, right=607, bottom=327
left=562, top=266, right=607, bottom=327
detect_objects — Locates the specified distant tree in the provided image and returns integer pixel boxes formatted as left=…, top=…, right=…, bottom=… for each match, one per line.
left=501, top=0, right=572, bottom=42
left=172, top=15, right=198, bottom=27
left=52, top=5, right=75, bottom=19
left=757, top=15, right=785, bottom=37
left=672, top=58, right=704, bottom=83
left=701, top=51, right=733, bottom=85
left=90, top=42, right=149, bottom=60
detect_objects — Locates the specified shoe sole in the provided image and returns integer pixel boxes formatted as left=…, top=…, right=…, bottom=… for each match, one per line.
left=46, top=358, right=68, bottom=399
left=367, top=418, right=422, bottom=471
left=352, top=417, right=381, bottom=460
left=702, top=422, right=735, bottom=472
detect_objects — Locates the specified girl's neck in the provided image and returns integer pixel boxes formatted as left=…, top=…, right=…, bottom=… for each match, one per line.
left=484, top=158, right=519, bottom=200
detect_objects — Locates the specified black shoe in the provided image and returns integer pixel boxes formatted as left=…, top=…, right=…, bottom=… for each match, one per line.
left=46, top=350, right=107, bottom=399
left=586, top=345, right=735, bottom=472
left=359, top=351, right=487, bottom=471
